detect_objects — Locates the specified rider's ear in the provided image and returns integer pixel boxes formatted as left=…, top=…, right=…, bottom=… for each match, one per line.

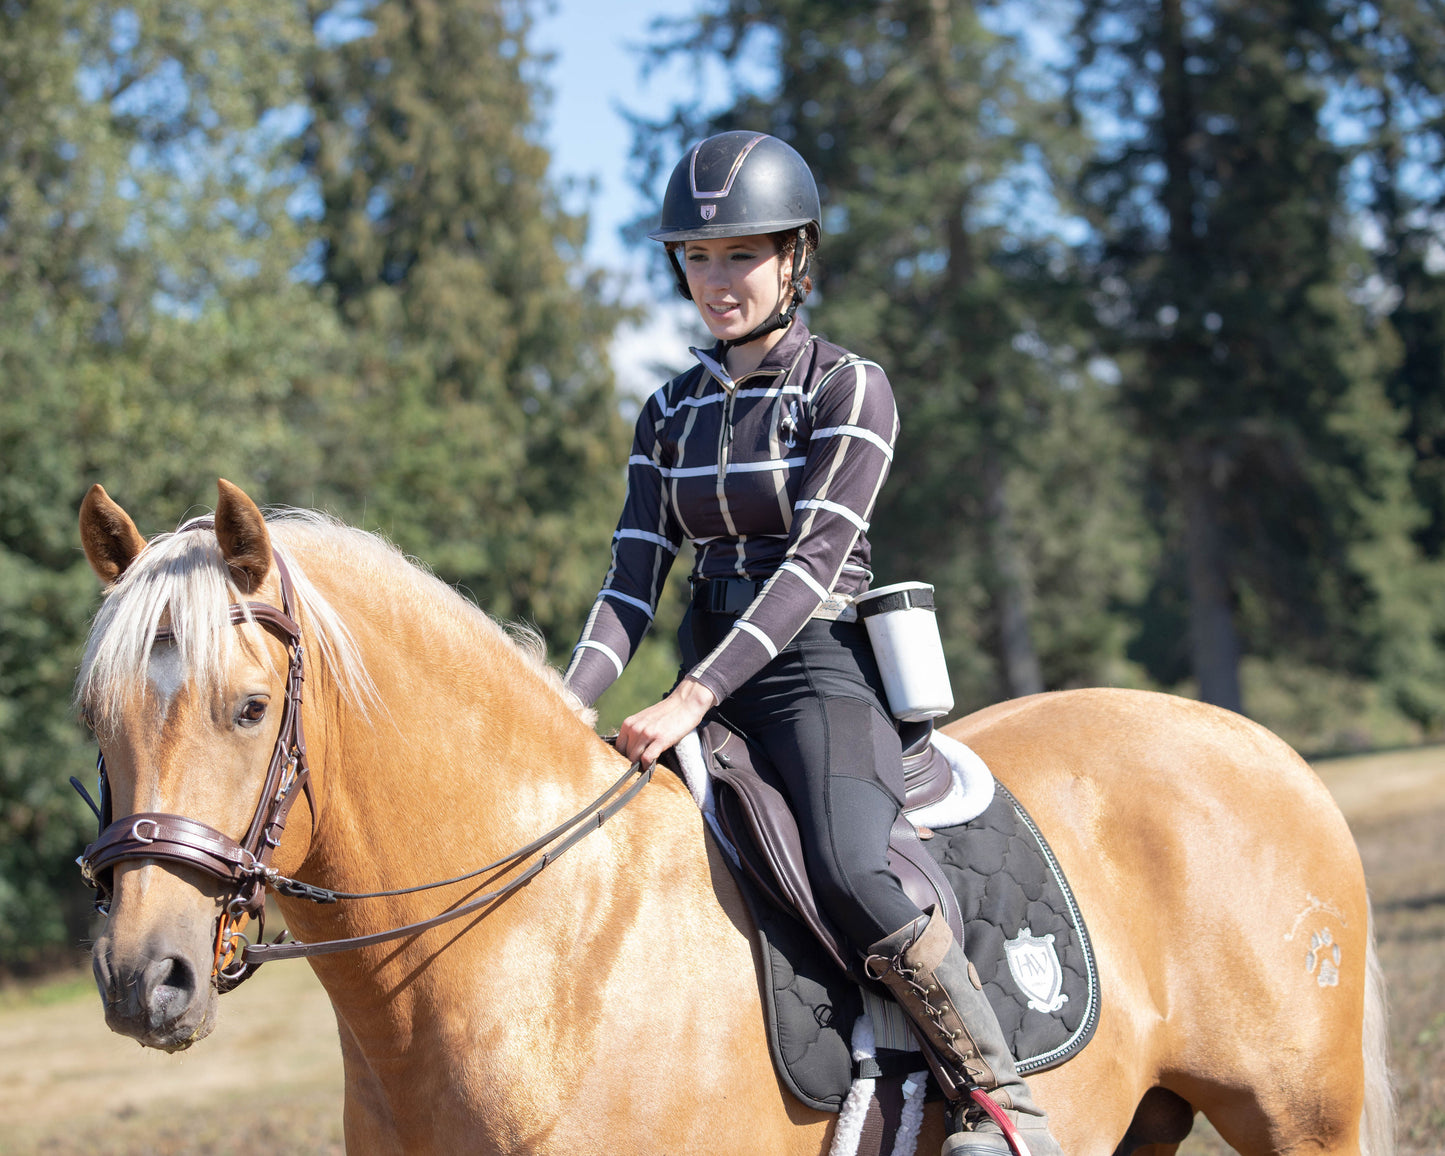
left=214, top=478, right=273, bottom=594
left=79, top=484, right=147, bottom=585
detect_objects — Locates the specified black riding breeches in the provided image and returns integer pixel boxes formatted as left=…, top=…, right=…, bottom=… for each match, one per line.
left=682, top=606, right=925, bottom=954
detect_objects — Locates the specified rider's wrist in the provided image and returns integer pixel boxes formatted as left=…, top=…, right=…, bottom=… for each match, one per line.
left=681, top=676, right=718, bottom=709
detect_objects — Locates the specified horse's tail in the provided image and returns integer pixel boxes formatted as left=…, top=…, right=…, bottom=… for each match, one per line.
left=1359, top=901, right=1396, bottom=1156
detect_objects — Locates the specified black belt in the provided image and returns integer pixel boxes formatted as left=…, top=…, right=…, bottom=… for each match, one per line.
left=692, top=577, right=767, bottom=614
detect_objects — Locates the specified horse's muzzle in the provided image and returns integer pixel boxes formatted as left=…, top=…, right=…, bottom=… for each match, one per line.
left=93, top=933, right=217, bottom=1051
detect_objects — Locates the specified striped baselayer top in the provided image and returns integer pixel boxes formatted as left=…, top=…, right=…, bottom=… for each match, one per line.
left=564, top=322, right=900, bottom=708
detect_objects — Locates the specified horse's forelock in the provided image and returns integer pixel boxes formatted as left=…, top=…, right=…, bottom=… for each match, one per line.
left=76, top=528, right=256, bottom=728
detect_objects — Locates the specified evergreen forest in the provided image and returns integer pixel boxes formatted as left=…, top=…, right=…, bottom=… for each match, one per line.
left=2, top=0, right=1442, bottom=972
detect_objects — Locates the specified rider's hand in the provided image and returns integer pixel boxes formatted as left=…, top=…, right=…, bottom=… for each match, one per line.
left=618, top=677, right=718, bottom=768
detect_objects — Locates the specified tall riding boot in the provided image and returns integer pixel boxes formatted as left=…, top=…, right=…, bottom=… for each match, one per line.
left=865, top=907, right=1065, bottom=1156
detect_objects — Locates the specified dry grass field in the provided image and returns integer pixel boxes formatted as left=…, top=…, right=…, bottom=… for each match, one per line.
left=2, top=745, right=1441, bottom=1156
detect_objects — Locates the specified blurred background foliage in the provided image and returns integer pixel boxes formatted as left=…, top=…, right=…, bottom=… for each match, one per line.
left=1, top=0, right=1443, bottom=972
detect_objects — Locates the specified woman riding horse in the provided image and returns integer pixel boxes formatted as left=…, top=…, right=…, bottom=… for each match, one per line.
left=563, top=130, right=1063, bottom=1156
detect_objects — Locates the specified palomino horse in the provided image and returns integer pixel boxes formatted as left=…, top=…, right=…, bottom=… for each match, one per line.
left=75, top=480, right=1391, bottom=1156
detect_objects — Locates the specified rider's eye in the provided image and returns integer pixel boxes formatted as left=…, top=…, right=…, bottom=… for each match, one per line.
left=237, top=699, right=268, bottom=727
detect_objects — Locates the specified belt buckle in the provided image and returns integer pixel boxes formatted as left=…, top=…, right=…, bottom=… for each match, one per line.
left=725, top=578, right=760, bottom=614
left=696, top=576, right=760, bottom=614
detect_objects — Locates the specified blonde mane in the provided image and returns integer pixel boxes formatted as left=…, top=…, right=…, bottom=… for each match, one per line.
left=76, top=508, right=593, bottom=728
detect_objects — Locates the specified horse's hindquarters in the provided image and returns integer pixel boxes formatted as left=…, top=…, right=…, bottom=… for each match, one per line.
left=949, top=690, right=1376, bottom=1156
left=92, top=861, right=223, bottom=1051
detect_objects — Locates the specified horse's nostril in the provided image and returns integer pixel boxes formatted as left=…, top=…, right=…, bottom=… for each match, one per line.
left=145, top=954, right=197, bottom=1025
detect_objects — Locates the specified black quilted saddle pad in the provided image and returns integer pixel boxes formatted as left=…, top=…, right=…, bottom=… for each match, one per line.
left=731, top=780, right=1100, bottom=1111
left=926, top=782, right=1099, bottom=1074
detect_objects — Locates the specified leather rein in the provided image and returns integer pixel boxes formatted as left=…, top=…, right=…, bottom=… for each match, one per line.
left=75, top=530, right=652, bottom=991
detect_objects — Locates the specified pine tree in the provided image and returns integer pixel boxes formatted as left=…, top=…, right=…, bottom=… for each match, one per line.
left=1067, top=0, right=1436, bottom=724
left=298, top=0, right=629, bottom=644
left=1333, top=0, right=1445, bottom=729
left=1339, top=0, right=1445, bottom=563
left=0, top=0, right=342, bottom=970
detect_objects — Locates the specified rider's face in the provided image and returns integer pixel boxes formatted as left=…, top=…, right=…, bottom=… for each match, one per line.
left=682, top=236, right=788, bottom=345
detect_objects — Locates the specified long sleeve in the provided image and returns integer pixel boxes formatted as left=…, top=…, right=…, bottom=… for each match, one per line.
left=563, top=384, right=684, bottom=707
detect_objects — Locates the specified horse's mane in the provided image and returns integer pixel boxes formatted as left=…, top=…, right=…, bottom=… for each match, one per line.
left=76, top=508, right=594, bottom=729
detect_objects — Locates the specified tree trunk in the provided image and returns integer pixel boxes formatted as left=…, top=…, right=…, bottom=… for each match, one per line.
left=1179, top=447, right=1243, bottom=713
left=979, top=412, right=1044, bottom=699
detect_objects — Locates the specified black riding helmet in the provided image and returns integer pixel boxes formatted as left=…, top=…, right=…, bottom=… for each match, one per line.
left=649, top=131, right=821, bottom=350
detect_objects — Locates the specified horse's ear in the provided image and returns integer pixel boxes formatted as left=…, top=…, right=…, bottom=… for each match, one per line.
left=214, top=479, right=272, bottom=593
left=79, top=484, right=147, bottom=585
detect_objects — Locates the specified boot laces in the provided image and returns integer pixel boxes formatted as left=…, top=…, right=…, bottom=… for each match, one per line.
left=897, top=965, right=960, bottom=1044
left=874, top=954, right=984, bottom=1075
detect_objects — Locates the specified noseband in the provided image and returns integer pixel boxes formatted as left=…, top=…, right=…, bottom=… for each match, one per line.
left=77, top=525, right=313, bottom=990
left=75, top=522, right=653, bottom=992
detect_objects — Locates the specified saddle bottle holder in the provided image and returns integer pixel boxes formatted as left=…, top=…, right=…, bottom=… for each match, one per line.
left=854, top=582, right=954, bottom=722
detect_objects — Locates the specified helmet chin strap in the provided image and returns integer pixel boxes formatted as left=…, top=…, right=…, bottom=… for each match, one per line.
left=720, top=226, right=811, bottom=354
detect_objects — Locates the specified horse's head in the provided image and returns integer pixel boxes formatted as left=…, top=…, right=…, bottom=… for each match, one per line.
left=76, top=479, right=308, bottom=1051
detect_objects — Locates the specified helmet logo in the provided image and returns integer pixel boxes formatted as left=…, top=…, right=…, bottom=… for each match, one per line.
left=700, top=204, right=717, bottom=221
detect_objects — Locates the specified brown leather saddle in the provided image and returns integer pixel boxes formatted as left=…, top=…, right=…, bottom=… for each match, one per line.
left=666, top=718, right=967, bottom=975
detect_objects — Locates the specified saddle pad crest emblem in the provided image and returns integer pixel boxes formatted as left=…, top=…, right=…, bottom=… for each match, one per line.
left=1005, top=927, right=1069, bottom=1014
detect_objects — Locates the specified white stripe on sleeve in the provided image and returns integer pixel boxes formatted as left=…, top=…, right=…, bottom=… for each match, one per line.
left=778, top=560, right=832, bottom=601
left=734, top=618, right=780, bottom=659
left=810, top=424, right=895, bottom=459
left=573, top=640, right=625, bottom=679
left=615, top=528, right=680, bottom=554
left=600, top=588, right=656, bottom=620
left=794, top=498, right=870, bottom=531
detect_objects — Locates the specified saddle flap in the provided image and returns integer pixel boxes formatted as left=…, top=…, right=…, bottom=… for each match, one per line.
left=887, top=814, right=965, bottom=944
left=695, top=720, right=963, bottom=971
left=701, top=723, right=853, bottom=973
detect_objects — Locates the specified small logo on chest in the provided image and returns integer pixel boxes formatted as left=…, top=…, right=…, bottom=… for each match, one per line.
left=779, top=400, right=801, bottom=449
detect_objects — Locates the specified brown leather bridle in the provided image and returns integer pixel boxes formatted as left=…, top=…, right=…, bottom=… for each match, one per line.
left=76, top=526, right=652, bottom=991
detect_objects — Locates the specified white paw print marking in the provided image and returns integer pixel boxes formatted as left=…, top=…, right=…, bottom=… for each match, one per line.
left=1305, top=929, right=1341, bottom=987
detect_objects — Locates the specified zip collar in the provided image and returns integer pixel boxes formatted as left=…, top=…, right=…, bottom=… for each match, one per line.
left=690, top=322, right=816, bottom=393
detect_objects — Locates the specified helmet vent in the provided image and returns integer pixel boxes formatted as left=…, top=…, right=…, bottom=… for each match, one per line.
left=690, top=132, right=767, bottom=199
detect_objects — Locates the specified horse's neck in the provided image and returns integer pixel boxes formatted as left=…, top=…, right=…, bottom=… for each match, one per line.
left=276, top=579, right=641, bottom=1013
left=265, top=574, right=763, bottom=1146
left=304, top=589, right=613, bottom=884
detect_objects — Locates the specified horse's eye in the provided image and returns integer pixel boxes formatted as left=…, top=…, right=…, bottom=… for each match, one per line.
left=237, top=699, right=268, bottom=727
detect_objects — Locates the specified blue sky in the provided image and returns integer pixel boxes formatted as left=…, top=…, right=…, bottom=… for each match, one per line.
left=531, top=0, right=775, bottom=276
left=533, top=0, right=704, bottom=279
